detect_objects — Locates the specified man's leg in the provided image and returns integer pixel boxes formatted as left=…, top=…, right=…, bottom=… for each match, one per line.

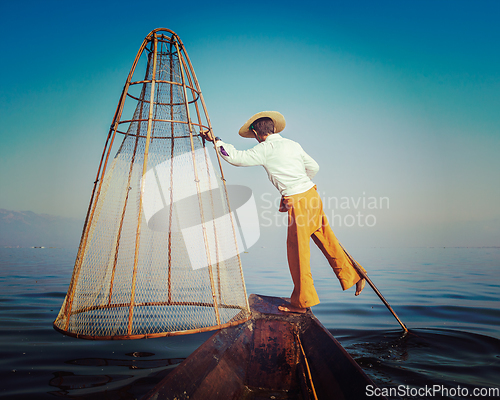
left=281, top=195, right=320, bottom=311
left=312, top=213, right=366, bottom=295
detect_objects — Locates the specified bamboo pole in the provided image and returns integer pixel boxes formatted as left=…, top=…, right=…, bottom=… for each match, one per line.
left=54, top=313, right=251, bottom=341
left=296, top=331, right=319, bottom=400
left=128, top=33, right=159, bottom=336
left=340, top=243, right=408, bottom=333
left=167, top=38, right=175, bottom=305
left=108, top=72, right=149, bottom=305
left=181, top=42, right=250, bottom=313
left=178, top=50, right=223, bottom=305
left=173, top=35, right=221, bottom=326
left=72, top=300, right=246, bottom=316
left=62, top=34, right=150, bottom=330
left=126, top=85, right=199, bottom=104
left=118, top=118, right=203, bottom=126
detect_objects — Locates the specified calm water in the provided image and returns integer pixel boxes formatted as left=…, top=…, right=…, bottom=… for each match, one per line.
left=1, top=246, right=499, bottom=399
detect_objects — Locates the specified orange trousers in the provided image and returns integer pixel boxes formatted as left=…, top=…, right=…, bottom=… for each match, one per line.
left=282, top=186, right=366, bottom=308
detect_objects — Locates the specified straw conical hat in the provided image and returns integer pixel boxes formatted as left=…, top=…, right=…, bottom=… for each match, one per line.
left=238, top=111, right=286, bottom=138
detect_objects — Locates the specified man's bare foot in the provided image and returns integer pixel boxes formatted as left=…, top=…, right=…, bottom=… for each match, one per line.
left=355, top=278, right=366, bottom=296
left=278, top=305, right=307, bottom=314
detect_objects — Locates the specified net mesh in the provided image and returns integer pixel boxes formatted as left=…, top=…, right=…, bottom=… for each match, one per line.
left=54, top=29, right=250, bottom=339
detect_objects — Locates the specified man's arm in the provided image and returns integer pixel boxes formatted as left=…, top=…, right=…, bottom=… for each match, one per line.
left=200, top=129, right=264, bottom=167
left=301, top=149, right=320, bottom=179
left=215, top=140, right=265, bottom=167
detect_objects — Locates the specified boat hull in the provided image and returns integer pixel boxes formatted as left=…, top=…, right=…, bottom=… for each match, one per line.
left=143, top=294, right=386, bottom=399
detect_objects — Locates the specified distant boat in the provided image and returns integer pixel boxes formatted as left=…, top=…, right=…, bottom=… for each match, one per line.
left=143, top=294, right=386, bottom=400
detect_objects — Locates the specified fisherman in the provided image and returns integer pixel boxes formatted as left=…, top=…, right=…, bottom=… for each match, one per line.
left=202, top=111, right=365, bottom=313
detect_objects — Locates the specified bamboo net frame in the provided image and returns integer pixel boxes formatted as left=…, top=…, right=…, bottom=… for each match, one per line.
left=53, top=28, right=251, bottom=340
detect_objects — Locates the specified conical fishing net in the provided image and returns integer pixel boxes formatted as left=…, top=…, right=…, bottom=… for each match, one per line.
left=54, top=29, right=251, bottom=339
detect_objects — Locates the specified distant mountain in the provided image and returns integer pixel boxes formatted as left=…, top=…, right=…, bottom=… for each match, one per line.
left=0, top=209, right=84, bottom=248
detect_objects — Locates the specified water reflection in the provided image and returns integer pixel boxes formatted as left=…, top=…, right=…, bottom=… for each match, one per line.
left=48, top=354, right=184, bottom=398
left=64, top=355, right=184, bottom=369
left=49, top=371, right=128, bottom=391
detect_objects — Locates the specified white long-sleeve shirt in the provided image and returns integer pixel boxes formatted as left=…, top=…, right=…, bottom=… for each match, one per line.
left=215, top=134, right=319, bottom=196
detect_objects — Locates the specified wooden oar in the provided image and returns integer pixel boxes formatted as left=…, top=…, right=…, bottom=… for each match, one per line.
left=340, top=244, right=409, bottom=333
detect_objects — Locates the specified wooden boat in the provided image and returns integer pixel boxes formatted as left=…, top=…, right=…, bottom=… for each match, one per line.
left=142, top=294, right=386, bottom=399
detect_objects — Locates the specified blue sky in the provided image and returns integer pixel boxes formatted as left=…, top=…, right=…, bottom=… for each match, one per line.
left=0, top=0, right=499, bottom=247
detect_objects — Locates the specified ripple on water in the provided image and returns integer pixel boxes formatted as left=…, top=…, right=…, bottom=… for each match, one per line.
left=336, top=328, right=500, bottom=397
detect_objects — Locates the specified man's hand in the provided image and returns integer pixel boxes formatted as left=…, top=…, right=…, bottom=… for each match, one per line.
left=200, top=128, right=215, bottom=142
